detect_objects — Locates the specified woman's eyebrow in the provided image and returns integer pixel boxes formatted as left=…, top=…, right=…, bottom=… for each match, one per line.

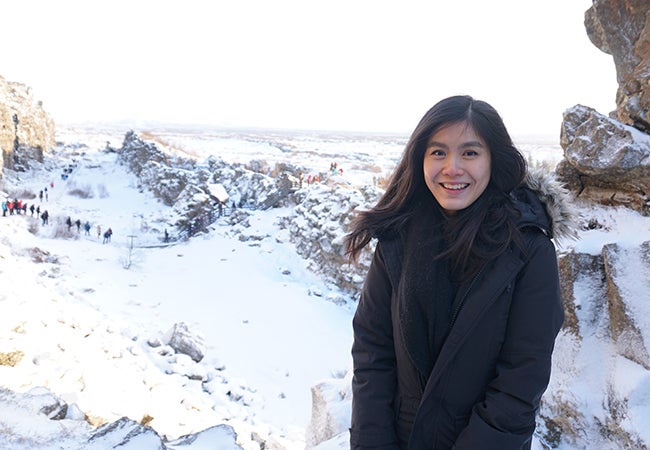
left=460, top=141, right=485, bottom=148
left=427, top=140, right=485, bottom=149
left=427, top=140, right=448, bottom=149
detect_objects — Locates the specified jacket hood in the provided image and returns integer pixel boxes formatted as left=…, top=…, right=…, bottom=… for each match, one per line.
left=514, top=167, right=579, bottom=245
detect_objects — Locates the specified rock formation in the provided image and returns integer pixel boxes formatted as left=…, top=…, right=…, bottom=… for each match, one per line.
left=0, top=386, right=243, bottom=449
left=116, top=130, right=302, bottom=238
left=0, top=75, right=55, bottom=173
left=584, top=0, right=650, bottom=132
left=538, top=1, right=650, bottom=447
left=557, top=0, right=650, bottom=215
left=557, top=105, right=650, bottom=214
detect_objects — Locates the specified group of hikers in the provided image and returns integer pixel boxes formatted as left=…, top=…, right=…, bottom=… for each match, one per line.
left=2, top=198, right=28, bottom=216
left=2, top=183, right=54, bottom=223
left=301, top=161, right=344, bottom=187
left=3, top=181, right=114, bottom=245
left=3, top=197, right=49, bottom=224
left=65, top=216, right=113, bottom=243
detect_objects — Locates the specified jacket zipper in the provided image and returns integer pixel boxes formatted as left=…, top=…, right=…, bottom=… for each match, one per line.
left=448, top=266, right=485, bottom=330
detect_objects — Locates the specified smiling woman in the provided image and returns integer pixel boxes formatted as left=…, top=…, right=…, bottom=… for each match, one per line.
left=344, top=95, right=575, bottom=449
left=423, top=123, right=492, bottom=213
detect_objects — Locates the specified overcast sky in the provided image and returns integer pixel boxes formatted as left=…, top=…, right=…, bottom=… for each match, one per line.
left=1, top=0, right=617, bottom=137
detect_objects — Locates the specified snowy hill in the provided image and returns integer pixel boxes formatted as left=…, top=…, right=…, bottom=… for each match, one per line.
left=0, top=126, right=358, bottom=449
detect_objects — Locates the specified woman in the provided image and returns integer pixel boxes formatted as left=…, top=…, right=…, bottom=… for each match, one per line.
left=345, top=95, right=575, bottom=449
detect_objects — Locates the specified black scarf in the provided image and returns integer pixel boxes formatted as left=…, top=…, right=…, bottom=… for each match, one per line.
left=397, top=205, right=457, bottom=379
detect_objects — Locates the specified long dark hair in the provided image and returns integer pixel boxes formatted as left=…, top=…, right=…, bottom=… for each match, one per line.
left=344, top=95, right=527, bottom=278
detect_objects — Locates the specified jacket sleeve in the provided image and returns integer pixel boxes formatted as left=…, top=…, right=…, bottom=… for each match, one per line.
left=350, top=243, right=400, bottom=450
left=454, top=234, right=564, bottom=449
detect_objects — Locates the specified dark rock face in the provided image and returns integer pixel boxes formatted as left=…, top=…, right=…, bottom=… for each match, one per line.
left=0, top=75, right=55, bottom=172
left=585, top=0, right=650, bottom=132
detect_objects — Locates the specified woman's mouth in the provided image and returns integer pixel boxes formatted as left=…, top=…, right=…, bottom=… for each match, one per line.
left=441, top=183, right=469, bottom=190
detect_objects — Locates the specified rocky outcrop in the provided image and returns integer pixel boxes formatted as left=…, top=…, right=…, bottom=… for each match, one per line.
left=117, top=131, right=300, bottom=237
left=0, top=75, right=55, bottom=172
left=537, top=239, right=650, bottom=449
left=556, top=105, right=650, bottom=214
left=558, top=2, right=650, bottom=216
left=505, top=3, right=650, bottom=436
left=0, top=386, right=243, bottom=449
left=279, top=183, right=380, bottom=298
left=585, top=0, right=650, bottom=132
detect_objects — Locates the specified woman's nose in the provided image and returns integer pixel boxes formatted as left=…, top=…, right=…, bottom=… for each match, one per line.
left=442, top=156, right=463, bottom=175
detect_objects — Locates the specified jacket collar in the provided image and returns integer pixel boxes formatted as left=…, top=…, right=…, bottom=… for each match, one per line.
left=518, top=167, right=579, bottom=245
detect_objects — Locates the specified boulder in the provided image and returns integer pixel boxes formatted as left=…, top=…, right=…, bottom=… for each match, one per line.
left=305, top=373, right=352, bottom=449
left=556, top=105, right=650, bottom=214
left=164, top=322, right=206, bottom=363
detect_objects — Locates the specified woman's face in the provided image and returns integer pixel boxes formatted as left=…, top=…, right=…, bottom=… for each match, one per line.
left=423, top=122, right=491, bottom=214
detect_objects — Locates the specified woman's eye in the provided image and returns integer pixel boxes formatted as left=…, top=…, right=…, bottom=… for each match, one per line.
left=430, top=149, right=445, bottom=157
left=464, top=150, right=479, bottom=157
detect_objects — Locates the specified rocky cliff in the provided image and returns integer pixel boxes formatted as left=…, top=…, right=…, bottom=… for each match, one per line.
left=0, top=75, right=55, bottom=174
left=584, top=0, right=650, bottom=132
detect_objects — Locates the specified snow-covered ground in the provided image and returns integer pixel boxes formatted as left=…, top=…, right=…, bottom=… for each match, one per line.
left=1, top=125, right=649, bottom=449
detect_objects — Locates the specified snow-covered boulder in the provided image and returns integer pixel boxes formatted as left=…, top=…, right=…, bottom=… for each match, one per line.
left=305, top=371, right=352, bottom=448
left=164, top=322, right=206, bottom=363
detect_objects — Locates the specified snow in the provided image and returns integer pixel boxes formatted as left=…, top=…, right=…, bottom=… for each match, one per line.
left=1, top=125, right=650, bottom=448
left=1, top=127, right=357, bottom=448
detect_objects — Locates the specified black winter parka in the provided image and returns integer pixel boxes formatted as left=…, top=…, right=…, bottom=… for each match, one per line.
left=350, top=181, right=569, bottom=449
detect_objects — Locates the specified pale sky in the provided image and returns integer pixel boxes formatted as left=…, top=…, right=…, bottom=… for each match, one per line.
left=1, top=0, right=617, bottom=137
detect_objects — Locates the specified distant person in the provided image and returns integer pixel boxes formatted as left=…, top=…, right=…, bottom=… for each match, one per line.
left=29, top=204, right=35, bottom=216
left=75, top=219, right=81, bottom=232
left=84, top=221, right=91, bottom=235
left=103, top=227, right=112, bottom=244
left=40, top=210, right=49, bottom=225
left=1, top=200, right=6, bottom=217
left=164, top=229, right=169, bottom=243
left=97, top=225, right=101, bottom=239
left=345, top=95, right=572, bottom=449
left=66, top=216, right=72, bottom=230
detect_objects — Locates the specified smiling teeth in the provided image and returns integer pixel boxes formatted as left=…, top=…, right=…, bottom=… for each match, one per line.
left=442, top=183, right=469, bottom=190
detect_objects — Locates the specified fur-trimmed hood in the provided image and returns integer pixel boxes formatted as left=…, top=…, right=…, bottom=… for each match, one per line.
left=515, top=167, right=579, bottom=245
